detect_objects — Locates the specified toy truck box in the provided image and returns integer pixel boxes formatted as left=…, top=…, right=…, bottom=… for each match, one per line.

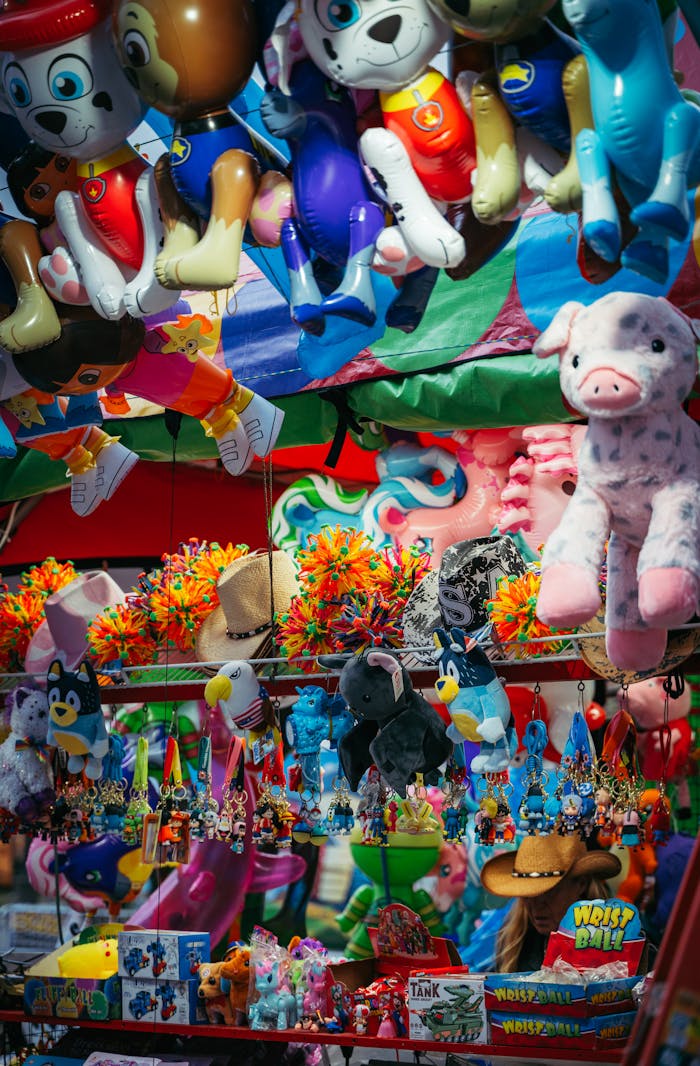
left=23, top=925, right=121, bottom=1021
left=484, top=972, right=639, bottom=1017
left=409, top=971, right=487, bottom=1043
left=118, top=930, right=210, bottom=981
left=121, top=976, right=205, bottom=1025
left=489, top=1009, right=638, bottom=1050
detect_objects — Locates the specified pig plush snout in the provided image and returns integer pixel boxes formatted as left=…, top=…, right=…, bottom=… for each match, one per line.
left=578, top=367, right=642, bottom=410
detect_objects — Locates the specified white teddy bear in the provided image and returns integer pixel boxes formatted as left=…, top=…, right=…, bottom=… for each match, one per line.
left=0, top=686, right=54, bottom=822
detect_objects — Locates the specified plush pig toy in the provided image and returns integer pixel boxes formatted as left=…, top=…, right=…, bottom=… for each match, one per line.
left=534, top=292, right=700, bottom=672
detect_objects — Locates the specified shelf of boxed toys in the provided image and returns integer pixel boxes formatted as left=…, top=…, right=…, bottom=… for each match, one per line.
left=0, top=1010, right=625, bottom=1063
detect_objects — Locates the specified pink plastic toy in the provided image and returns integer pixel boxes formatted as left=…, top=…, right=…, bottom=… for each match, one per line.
left=498, top=425, right=586, bottom=554
left=380, top=429, right=521, bottom=565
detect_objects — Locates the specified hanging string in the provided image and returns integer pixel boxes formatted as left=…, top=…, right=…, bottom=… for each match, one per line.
left=262, top=456, right=278, bottom=672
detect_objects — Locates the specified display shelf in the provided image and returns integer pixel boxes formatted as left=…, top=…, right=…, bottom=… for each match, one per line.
left=0, top=1008, right=624, bottom=1063
left=5, top=651, right=699, bottom=706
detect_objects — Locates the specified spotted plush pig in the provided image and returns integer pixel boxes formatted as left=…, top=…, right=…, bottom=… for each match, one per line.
left=533, top=291, right=700, bottom=673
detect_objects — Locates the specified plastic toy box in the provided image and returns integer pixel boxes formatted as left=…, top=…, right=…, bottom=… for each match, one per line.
left=121, top=976, right=205, bottom=1025
left=117, top=930, right=210, bottom=981
left=484, top=972, right=639, bottom=1017
left=22, top=928, right=121, bottom=1021
left=409, top=971, right=487, bottom=1043
left=489, top=1008, right=638, bottom=1049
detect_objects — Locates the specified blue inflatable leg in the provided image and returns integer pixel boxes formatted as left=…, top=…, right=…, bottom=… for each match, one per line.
left=321, top=201, right=384, bottom=326
left=621, top=233, right=670, bottom=283
left=632, top=103, right=700, bottom=240
left=376, top=442, right=457, bottom=482
left=281, top=218, right=325, bottom=335
left=577, top=129, right=621, bottom=262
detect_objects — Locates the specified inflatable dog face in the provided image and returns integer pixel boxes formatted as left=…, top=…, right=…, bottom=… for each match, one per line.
left=1, top=19, right=144, bottom=161
left=297, top=0, right=450, bottom=90
left=112, top=0, right=258, bottom=120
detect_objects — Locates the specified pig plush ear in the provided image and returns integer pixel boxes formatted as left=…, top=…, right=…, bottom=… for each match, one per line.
left=533, top=302, right=585, bottom=358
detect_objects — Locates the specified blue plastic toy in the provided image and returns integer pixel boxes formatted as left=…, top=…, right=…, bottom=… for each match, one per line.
left=564, top=0, right=700, bottom=281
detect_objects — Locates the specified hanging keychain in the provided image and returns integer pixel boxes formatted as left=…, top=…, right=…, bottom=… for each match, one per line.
left=124, top=736, right=151, bottom=846
left=647, top=679, right=674, bottom=846
left=440, top=755, right=470, bottom=843
left=143, top=734, right=190, bottom=866
left=519, top=719, right=551, bottom=835
left=327, top=777, right=355, bottom=835
left=474, top=771, right=515, bottom=846
left=190, top=734, right=219, bottom=840
left=599, top=687, right=645, bottom=848
left=555, top=689, right=598, bottom=838
left=94, top=733, right=127, bottom=835
left=399, top=774, right=440, bottom=834
left=217, top=736, right=248, bottom=852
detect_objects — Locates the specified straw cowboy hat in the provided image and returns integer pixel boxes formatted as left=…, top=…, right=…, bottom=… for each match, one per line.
left=195, top=550, right=301, bottom=665
left=24, top=570, right=126, bottom=676
left=480, top=834, right=621, bottom=898
left=576, top=607, right=700, bottom=685
left=401, top=535, right=527, bottom=663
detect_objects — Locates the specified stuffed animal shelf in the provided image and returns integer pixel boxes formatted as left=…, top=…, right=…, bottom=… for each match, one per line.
left=318, top=650, right=453, bottom=797
left=534, top=291, right=700, bottom=673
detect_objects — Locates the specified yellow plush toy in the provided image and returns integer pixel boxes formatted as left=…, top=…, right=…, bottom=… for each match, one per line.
left=57, top=938, right=118, bottom=980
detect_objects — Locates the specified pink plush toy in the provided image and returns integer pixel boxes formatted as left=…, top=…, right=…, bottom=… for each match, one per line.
left=534, top=292, right=700, bottom=672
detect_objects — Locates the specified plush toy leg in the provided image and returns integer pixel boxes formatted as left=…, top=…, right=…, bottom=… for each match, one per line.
left=53, top=191, right=127, bottom=320
left=322, top=201, right=384, bottom=326
left=537, top=481, right=608, bottom=626
left=606, top=533, right=667, bottom=671
left=359, top=126, right=465, bottom=268
left=470, top=73, right=521, bottom=225
left=280, top=218, right=325, bottom=334
left=0, top=220, right=61, bottom=353
left=637, top=482, right=700, bottom=626
left=638, top=568, right=699, bottom=628
left=545, top=55, right=591, bottom=213
left=123, top=169, right=181, bottom=318
left=156, top=149, right=260, bottom=290
left=631, top=101, right=700, bottom=240
left=576, top=129, right=621, bottom=263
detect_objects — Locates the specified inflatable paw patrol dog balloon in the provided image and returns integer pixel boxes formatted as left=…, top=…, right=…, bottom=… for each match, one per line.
left=111, top=0, right=292, bottom=292
left=289, top=0, right=476, bottom=269
left=0, top=0, right=179, bottom=322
